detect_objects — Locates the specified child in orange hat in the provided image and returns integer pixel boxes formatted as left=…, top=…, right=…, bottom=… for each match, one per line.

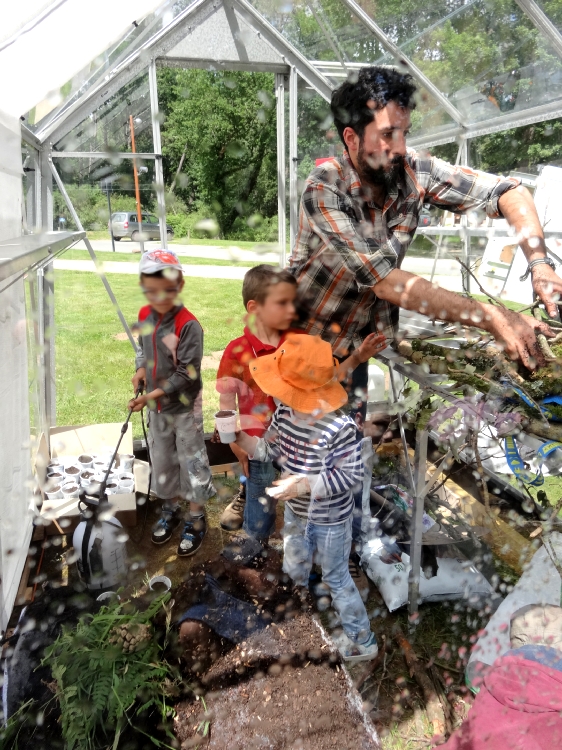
left=232, top=333, right=378, bottom=663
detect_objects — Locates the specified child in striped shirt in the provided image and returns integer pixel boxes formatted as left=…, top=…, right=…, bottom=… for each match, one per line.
left=233, top=333, right=379, bottom=663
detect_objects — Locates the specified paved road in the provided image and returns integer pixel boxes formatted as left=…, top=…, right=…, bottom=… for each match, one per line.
left=75, top=238, right=462, bottom=277
left=54, top=257, right=463, bottom=290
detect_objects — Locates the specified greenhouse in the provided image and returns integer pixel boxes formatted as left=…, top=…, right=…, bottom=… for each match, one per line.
left=2, top=1, right=562, bottom=748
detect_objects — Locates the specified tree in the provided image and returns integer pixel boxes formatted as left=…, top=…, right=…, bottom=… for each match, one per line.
left=158, top=68, right=277, bottom=237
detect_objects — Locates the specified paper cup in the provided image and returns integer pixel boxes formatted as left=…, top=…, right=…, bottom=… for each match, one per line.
left=78, top=454, right=93, bottom=469
left=105, top=482, right=119, bottom=496
left=80, top=470, right=96, bottom=486
left=119, top=454, right=135, bottom=472
left=215, top=409, right=237, bottom=443
left=118, top=478, right=134, bottom=493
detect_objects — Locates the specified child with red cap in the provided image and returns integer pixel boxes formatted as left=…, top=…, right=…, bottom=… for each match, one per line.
left=129, top=249, right=216, bottom=557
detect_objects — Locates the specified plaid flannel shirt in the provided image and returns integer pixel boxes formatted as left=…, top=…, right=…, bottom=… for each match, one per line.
left=288, top=150, right=519, bottom=357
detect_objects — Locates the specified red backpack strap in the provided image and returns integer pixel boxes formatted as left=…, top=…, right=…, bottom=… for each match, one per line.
left=138, top=305, right=152, bottom=322
left=174, top=306, right=200, bottom=339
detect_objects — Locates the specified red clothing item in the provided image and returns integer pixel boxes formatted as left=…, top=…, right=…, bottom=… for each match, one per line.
left=216, top=327, right=292, bottom=437
left=440, top=654, right=562, bottom=750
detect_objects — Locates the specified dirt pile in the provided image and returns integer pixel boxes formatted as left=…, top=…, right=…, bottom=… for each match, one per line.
left=174, top=615, right=379, bottom=750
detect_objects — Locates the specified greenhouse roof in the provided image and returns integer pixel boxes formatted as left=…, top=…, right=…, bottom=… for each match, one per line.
left=6, top=0, right=562, bottom=148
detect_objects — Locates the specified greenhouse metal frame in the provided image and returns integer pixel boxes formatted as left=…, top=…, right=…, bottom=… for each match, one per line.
left=3, top=0, right=562, bottom=630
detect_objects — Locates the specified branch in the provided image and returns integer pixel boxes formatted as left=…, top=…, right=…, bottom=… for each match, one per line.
left=455, top=258, right=507, bottom=308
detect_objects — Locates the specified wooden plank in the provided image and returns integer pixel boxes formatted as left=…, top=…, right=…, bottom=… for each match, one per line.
left=15, top=556, right=33, bottom=606
left=211, top=462, right=240, bottom=477
left=408, top=449, right=534, bottom=573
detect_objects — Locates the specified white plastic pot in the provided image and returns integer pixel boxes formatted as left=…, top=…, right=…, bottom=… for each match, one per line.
left=80, top=470, right=96, bottom=486
left=118, top=478, right=134, bottom=493
left=119, top=454, right=135, bottom=472
left=45, top=484, right=63, bottom=500
left=61, top=482, right=80, bottom=499
left=64, top=464, right=82, bottom=482
left=78, top=454, right=94, bottom=469
left=149, top=575, right=171, bottom=593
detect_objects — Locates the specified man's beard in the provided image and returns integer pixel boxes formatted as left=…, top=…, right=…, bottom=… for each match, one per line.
left=357, top=142, right=404, bottom=191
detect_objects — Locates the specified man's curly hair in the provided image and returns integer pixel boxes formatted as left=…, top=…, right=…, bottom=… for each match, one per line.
left=331, top=66, right=417, bottom=145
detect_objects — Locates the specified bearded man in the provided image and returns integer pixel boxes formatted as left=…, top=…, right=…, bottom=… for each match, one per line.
left=289, top=66, right=561, bottom=429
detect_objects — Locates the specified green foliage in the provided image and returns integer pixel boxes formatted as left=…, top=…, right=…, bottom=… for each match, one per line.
left=158, top=69, right=278, bottom=238
left=42, top=594, right=180, bottom=750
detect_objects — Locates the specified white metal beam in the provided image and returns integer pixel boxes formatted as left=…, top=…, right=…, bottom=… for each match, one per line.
left=149, top=60, right=168, bottom=249
left=408, top=97, right=562, bottom=149
left=289, top=67, right=299, bottom=252
left=51, top=151, right=157, bottom=159
left=37, top=0, right=215, bottom=145
left=276, top=73, right=287, bottom=267
left=38, top=0, right=333, bottom=146
left=231, top=0, right=333, bottom=103
left=513, top=0, right=562, bottom=59
left=338, top=0, right=466, bottom=127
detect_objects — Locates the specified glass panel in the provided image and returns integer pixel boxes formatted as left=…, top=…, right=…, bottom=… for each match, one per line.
left=535, top=0, right=562, bottom=34
left=54, top=74, right=152, bottom=154
left=397, top=0, right=562, bottom=125
left=24, top=0, right=190, bottom=132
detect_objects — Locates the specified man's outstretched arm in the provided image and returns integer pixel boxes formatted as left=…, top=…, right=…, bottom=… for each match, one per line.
left=374, top=268, right=553, bottom=369
left=498, top=187, right=562, bottom=319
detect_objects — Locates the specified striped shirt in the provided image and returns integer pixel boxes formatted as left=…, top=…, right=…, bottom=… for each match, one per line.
left=252, top=404, right=363, bottom=525
left=289, top=150, right=519, bottom=357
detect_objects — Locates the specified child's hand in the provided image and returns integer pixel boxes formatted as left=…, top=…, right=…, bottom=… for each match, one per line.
left=128, top=394, right=148, bottom=412
left=356, top=333, right=387, bottom=363
left=266, top=474, right=309, bottom=501
left=132, top=368, right=146, bottom=394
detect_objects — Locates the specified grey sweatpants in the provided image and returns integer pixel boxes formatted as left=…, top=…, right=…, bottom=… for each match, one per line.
left=148, top=398, right=216, bottom=508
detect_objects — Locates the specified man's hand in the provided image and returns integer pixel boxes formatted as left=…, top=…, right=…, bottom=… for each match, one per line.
left=266, top=474, right=310, bottom=501
left=230, top=442, right=250, bottom=477
left=486, top=305, right=554, bottom=369
left=356, top=332, right=387, bottom=363
left=128, top=394, right=148, bottom=412
left=132, top=368, right=146, bottom=393
left=531, top=265, right=562, bottom=320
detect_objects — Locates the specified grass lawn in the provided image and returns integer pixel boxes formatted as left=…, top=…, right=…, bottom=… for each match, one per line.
left=61, top=248, right=270, bottom=267
left=55, top=270, right=244, bottom=437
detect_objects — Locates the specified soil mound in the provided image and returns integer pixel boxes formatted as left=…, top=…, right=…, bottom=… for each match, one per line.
left=174, top=615, right=379, bottom=749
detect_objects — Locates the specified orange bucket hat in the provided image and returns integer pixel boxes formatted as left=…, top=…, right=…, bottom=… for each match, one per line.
left=249, top=333, right=348, bottom=414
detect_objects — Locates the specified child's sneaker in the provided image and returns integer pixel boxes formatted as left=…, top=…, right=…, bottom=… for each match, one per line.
left=331, top=630, right=378, bottom=664
left=177, top=515, right=207, bottom=557
left=151, top=507, right=182, bottom=545
left=219, top=482, right=246, bottom=531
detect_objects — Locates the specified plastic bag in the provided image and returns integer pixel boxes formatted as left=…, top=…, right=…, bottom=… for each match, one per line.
left=361, top=540, right=494, bottom=612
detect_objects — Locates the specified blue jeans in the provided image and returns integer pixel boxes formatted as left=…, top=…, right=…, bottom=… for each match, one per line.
left=243, top=459, right=277, bottom=541
left=282, top=505, right=372, bottom=643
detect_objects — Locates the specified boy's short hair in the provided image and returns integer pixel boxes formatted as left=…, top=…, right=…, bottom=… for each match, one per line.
left=242, top=264, right=297, bottom=308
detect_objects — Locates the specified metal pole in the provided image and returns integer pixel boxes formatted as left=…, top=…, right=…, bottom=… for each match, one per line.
left=49, top=158, right=138, bottom=354
left=388, top=363, right=416, bottom=495
left=40, top=149, right=55, bottom=429
left=149, top=60, right=168, bottom=249
left=129, top=115, right=145, bottom=254
left=106, top=186, right=116, bottom=252
left=408, top=429, right=428, bottom=624
left=276, top=73, right=287, bottom=267
left=289, top=66, right=299, bottom=255
left=459, top=139, right=470, bottom=293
